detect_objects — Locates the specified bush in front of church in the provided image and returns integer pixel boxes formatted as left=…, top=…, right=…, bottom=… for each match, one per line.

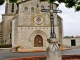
left=12, top=46, right=23, bottom=52
left=0, top=44, right=12, bottom=48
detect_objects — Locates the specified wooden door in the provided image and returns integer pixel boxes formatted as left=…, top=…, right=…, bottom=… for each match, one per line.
left=34, top=35, right=43, bottom=47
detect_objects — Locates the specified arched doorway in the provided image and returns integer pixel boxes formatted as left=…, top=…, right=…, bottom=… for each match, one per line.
left=34, top=35, right=43, bottom=47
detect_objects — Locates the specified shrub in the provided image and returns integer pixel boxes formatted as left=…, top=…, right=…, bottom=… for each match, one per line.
left=13, top=46, right=23, bottom=52
left=0, top=44, right=12, bottom=48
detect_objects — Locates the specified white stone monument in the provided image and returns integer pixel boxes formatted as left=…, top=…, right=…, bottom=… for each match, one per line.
left=46, top=38, right=62, bottom=60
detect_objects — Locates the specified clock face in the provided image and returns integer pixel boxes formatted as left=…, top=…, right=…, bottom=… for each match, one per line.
left=34, top=17, right=43, bottom=25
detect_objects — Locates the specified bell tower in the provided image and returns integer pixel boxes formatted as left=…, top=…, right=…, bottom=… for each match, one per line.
left=5, top=0, right=23, bottom=14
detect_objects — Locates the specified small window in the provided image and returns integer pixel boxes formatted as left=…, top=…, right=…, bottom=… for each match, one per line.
left=24, top=7, right=28, bottom=11
left=9, top=33, right=12, bottom=39
left=12, top=4, right=14, bottom=12
left=48, top=5, right=50, bottom=8
left=36, top=18, right=41, bottom=23
left=31, top=7, right=34, bottom=13
left=37, top=4, right=39, bottom=8
left=9, top=22, right=12, bottom=26
left=41, top=5, right=44, bottom=9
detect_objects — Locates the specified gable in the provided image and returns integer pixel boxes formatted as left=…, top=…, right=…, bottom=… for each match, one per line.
left=17, top=0, right=60, bottom=27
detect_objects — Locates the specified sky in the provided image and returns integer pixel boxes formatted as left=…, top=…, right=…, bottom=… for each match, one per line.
left=0, top=3, right=80, bottom=36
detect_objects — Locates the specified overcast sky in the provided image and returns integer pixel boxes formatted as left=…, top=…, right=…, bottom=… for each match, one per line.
left=0, top=3, right=80, bottom=36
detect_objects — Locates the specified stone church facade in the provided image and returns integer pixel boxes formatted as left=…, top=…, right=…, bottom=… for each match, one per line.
left=0, top=0, right=63, bottom=50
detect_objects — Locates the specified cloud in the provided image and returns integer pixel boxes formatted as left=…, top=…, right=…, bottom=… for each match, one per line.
left=0, top=3, right=5, bottom=22
left=58, top=3, right=80, bottom=36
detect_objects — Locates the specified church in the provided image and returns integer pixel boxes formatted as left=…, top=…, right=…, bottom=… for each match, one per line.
left=0, top=0, right=63, bottom=50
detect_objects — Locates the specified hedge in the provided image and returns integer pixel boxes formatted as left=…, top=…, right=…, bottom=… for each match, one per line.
left=0, top=44, right=12, bottom=48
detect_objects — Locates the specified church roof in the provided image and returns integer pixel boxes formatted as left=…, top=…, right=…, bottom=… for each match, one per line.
left=17, top=0, right=30, bottom=5
left=53, top=3, right=59, bottom=7
left=17, top=0, right=59, bottom=7
left=57, top=15, right=63, bottom=20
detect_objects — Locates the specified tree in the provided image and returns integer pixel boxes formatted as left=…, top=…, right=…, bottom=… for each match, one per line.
left=40, top=0, right=80, bottom=11
left=0, top=0, right=18, bottom=5
left=0, top=0, right=5, bottom=5
left=0, top=0, right=80, bottom=11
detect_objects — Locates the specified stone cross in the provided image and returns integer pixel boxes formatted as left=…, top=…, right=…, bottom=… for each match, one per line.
left=41, top=2, right=62, bottom=60
left=41, top=2, right=62, bottom=38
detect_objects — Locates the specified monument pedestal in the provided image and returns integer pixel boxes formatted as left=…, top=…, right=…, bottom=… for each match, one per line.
left=46, top=38, right=62, bottom=60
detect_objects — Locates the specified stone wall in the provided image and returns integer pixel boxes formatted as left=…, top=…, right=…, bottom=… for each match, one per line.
left=12, top=15, right=18, bottom=47
left=2, top=15, right=14, bottom=44
left=18, top=0, right=58, bottom=27
left=62, top=38, right=80, bottom=47
left=16, top=27, right=59, bottom=49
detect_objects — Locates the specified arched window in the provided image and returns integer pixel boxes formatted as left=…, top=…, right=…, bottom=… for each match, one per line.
left=12, top=4, right=14, bottom=12
left=31, top=7, right=34, bottom=13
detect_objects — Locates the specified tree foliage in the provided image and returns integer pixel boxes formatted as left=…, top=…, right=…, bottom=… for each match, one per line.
left=0, top=0, right=80, bottom=11
left=39, top=0, right=80, bottom=11
left=9, top=0, right=19, bottom=3
left=0, top=0, right=5, bottom=5
left=0, top=0, right=19, bottom=5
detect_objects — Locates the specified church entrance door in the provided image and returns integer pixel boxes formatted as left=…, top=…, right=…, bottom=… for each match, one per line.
left=34, top=35, right=43, bottom=47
